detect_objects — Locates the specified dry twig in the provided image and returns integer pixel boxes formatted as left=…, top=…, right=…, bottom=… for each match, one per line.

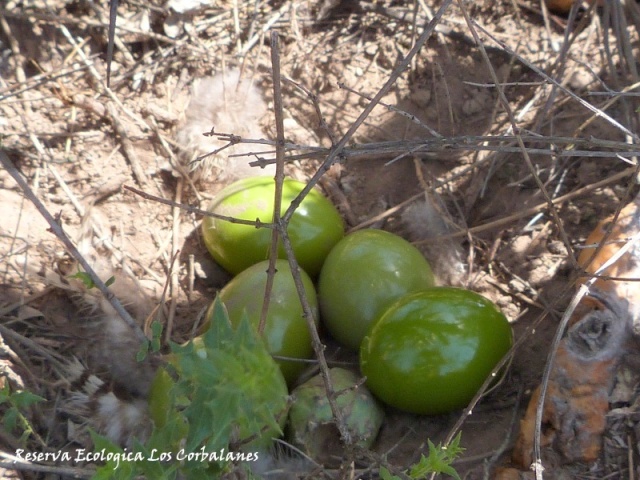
left=0, top=151, right=146, bottom=343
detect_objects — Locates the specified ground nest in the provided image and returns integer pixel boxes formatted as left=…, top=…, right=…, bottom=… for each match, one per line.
left=2, top=0, right=640, bottom=478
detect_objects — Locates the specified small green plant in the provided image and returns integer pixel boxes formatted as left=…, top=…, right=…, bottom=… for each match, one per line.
left=379, top=432, right=464, bottom=480
left=0, top=381, right=45, bottom=445
left=136, top=320, right=164, bottom=361
left=69, top=269, right=115, bottom=290
left=91, top=299, right=289, bottom=479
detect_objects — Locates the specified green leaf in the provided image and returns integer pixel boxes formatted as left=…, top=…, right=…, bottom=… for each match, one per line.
left=0, top=384, right=44, bottom=446
left=69, top=271, right=96, bottom=289
left=84, top=297, right=290, bottom=478
left=203, top=299, right=234, bottom=349
left=407, top=433, right=464, bottom=480
left=10, top=390, right=45, bottom=408
left=150, top=321, right=163, bottom=352
left=0, top=382, right=10, bottom=402
left=3, top=407, right=17, bottom=431
left=90, top=430, right=125, bottom=455
left=136, top=339, right=149, bottom=362
left=379, top=466, right=403, bottom=480
left=131, top=440, right=177, bottom=480
left=89, top=431, right=136, bottom=480
left=172, top=298, right=288, bottom=458
left=69, top=271, right=116, bottom=290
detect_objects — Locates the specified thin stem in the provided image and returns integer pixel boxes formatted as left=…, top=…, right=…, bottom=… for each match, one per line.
left=0, top=150, right=146, bottom=343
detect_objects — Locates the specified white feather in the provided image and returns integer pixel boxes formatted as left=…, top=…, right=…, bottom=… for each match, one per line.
left=175, top=70, right=275, bottom=182
left=95, top=394, right=151, bottom=448
left=402, top=194, right=466, bottom=285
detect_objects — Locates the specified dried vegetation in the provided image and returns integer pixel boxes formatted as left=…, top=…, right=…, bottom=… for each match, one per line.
left=2, top=0, right=640, bottom=478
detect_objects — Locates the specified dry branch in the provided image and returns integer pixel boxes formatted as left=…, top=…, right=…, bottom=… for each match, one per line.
left=0, top=151, right=146, bottom=343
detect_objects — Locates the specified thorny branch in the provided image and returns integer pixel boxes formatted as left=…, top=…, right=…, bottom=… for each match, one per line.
left=269, top=31, right=354, bottom=447
left=281, top=0, right=454, bottom=226
left=243, top=134, right=640, bottom=167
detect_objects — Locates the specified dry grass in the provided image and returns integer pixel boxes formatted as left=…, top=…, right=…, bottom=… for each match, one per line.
left=2, top=0, right=640, bottom=478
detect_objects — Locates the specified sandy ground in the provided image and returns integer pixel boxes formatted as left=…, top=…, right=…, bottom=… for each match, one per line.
left=2, top=0, right=640, bottom=478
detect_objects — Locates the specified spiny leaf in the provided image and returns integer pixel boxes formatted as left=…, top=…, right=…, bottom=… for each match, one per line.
left=379, top=466, right=403, bottom=480
left=5, top=389, right=45, bottom=408
left=408, top=433, right=464, bottom=480
left=174, top=299, right=288, bottom=455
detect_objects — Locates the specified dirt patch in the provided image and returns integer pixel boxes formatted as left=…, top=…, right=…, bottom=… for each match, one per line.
left=2, top=0, right=640, bottom=478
